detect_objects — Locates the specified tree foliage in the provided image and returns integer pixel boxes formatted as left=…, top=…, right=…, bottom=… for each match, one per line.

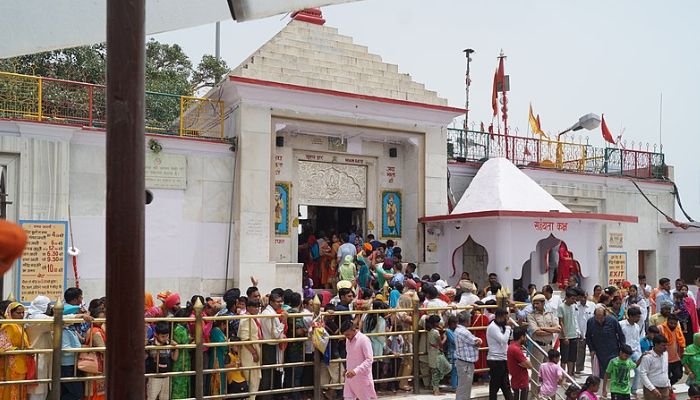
left=0, top=39, right=229, bottom=94
left=0, top=40, right=229, bottom=133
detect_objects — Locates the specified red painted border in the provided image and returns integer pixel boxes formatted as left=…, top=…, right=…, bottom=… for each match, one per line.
left=229, top=76, right=466, bottom=114
left=418, top=210, right=638, bottom=223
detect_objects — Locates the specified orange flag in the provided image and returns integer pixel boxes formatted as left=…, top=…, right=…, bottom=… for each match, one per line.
left=601, top=114, right=616, bottom=144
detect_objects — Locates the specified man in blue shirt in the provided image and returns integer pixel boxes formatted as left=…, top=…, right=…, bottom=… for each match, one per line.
left=62, top=287, right=86, bottom=400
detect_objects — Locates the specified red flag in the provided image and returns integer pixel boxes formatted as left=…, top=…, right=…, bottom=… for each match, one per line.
left=496, top=57, right=505, bottom=91
left=491, top=69, right=499, bottom=116
left=600, top=114, right=616, bottom=144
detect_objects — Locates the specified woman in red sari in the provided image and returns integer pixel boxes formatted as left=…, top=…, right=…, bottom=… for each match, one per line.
left=470, top=304, right=490, bottom=379
left=557, top=242, right=576, bottom=290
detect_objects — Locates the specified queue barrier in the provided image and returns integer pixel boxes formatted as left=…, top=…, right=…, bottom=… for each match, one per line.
left=0, top=300, right=581, bottom=399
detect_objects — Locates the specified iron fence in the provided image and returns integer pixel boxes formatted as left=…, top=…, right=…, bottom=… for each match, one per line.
left=0, top=71, right=224, bottom=139
left=447, top=128, right=666, bottom=179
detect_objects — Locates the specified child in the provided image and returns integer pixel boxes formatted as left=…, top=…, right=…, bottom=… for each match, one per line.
left=226, top=338, right=249, bottom=395
left=640, top=326, right=659, bottom=353
left=539, top=349, right=565, bottom=400
left=565, top=385, right=580, bottom=400
left=602, top=344, right=639, bottom=400
left=425, top=315, right=452, bottom=396
left=578, top=376, right=601, bottom=400
left=146, top=321, right=179, bottom=400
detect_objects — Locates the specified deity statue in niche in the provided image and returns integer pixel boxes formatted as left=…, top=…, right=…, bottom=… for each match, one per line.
left=556, top=241, right=581, bottom=289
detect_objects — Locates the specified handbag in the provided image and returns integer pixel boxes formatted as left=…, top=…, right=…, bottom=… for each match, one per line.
left=77, top=328, right=102, bottom=374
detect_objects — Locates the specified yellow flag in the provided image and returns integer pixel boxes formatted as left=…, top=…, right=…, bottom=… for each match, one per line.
left=529, top=103, right=547, bottom=137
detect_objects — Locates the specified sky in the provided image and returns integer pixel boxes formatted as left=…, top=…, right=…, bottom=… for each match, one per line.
left=153, top=0, right=700, bottom=219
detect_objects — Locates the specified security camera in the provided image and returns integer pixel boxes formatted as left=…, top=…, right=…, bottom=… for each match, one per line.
left=455, top=221, right=462, bottom=230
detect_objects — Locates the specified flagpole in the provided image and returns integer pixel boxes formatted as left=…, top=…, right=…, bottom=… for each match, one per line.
left=659, top=92, right=663, bottom=152
left=498, top=50, right=510, bottom=159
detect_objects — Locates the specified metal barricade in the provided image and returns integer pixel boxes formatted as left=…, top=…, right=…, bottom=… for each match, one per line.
left=0, top=299, right=557, bottom=399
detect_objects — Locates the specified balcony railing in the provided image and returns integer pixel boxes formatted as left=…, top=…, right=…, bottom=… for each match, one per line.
left=447, top=128, right=666, bottom=179
left=0, top=71, right=224, bottom=139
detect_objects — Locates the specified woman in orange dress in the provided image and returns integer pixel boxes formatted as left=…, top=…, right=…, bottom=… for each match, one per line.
left=470, top=304, right=490, bottom=379
left=84, top=307, right=107, bottom=400
left=0, top=302, right=31, bottom=400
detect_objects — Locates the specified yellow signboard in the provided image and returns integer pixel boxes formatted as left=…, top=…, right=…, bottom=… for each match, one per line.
left=18, top=221, right=68, bottom=303
left=606, top=252, right=627, bottom=287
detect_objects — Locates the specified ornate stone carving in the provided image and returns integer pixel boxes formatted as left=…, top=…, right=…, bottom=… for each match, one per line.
left=297, top=161, right=366, bottom=208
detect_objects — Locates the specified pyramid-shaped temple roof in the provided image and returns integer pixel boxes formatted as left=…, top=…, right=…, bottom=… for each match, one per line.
left=229, top=10, right=448, bottom=107
left=451, top=158, right=572, bottom=214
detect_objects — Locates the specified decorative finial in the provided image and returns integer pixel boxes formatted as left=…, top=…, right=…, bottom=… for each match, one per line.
left=291, top=8, right=326, bottom=25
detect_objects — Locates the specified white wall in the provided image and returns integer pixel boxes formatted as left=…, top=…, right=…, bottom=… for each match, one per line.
left=448, top=163, right=674, bottom=287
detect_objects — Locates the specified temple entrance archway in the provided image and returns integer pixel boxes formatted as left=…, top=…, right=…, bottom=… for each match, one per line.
left=454, top=236, right=488, bottom=291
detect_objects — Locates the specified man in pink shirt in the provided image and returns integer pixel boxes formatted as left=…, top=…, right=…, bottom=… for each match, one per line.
left=341, top=320, right=377, bottom=400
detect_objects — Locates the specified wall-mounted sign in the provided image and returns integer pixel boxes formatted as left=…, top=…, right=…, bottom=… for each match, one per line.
left=608, top=232, right=624, bottom=248
left=606, top=252, right=627, bottom=287
left=145, top=153, right=187, bottom=190
left=17, top=221, right=68, bottom=303
left=533, top=221, right=569, bottom=232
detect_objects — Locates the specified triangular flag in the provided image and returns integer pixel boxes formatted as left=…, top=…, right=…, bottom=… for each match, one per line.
left=528, top=103, right=547, bottom=137
left=601, top=114, right=616, bottom=144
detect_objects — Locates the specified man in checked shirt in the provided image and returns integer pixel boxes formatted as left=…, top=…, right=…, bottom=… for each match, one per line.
left=453, top=311, right=483, bottom=400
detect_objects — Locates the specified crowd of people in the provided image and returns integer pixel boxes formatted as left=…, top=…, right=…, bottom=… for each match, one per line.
left=2, top=235, right=700, bottom=400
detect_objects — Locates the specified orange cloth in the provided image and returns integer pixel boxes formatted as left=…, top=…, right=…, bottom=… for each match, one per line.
left=0, top=220, right=27, bottom=275
left=659, top=322, right=686, bottom=362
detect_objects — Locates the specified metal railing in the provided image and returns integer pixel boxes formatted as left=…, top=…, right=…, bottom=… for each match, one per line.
left=0, top=71, right=224, bottom=139
left=0, top=301, right=582, bottom=399
left=447, top=128, right=666, bottom=179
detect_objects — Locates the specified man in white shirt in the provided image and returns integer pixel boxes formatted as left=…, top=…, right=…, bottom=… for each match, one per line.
left=543, top=285, right=562, bottom=314
left=620, top=307, right=643, bottom=394
left=575, top=288, right=596, bottom=374
left=486, top=308, right=515, bottom=400
left=639, top=335, right=671, bottom=400
left=458, top=281, right=480, bottom=307
left=259, top=292, right=286, bottom=399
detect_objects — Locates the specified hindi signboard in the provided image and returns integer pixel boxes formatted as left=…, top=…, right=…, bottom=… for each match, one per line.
left=608, top=232, right=624, bottom=249
left=145, top=153, right=187, bottom=190
left=606, top=252, right=627, bottom=287
left=17, top=221, right=68, bottom=303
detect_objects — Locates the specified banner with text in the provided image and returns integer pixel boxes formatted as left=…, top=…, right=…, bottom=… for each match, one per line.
left=606, top=252, right=627, bottom=287
left=17, top=221, right=68, bottom=303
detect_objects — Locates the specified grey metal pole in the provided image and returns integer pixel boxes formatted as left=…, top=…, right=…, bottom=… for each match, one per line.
left=105, top=0, right=146, bottom=398
left=215, top=22, right=221, bottom=60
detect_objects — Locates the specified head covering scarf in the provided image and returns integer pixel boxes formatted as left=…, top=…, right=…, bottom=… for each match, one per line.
left=4, top=301, right=23, bottom=319
left=684, top=332, right=700, bottom=357
left=165, top=293, right=181, bottom=310
left=145, top=292, right=155, bottom=311
left=26, top=295, right=51, bottom=319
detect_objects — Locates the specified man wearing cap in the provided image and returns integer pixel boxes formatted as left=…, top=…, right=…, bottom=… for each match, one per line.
left=527, top=293, right=561, bottom=391
left=458, top=281, right=480, bottom=307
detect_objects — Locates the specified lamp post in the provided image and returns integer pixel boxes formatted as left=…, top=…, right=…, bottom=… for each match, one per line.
left=555, top=113, right=600, bottom=167
left=463, top=48, right=474, bottom=131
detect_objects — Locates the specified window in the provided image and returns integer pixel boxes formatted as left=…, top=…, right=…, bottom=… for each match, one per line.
left=679, top=246, right=700, bottom=284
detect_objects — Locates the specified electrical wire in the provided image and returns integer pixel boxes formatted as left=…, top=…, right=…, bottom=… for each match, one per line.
left=629, top=179, right=700, bottom=229
left=669, top=181, right=696, bottom=222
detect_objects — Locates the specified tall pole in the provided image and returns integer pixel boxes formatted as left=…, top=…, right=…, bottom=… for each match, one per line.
left=658, top=92, right=663, bottom=152
left=215, top=21, right=221, bottom=60
left=106, top=0, right=146, bottom=398
left=463, top=48, right=474, bottom=130
left=498, top=50, right=509, bottom=159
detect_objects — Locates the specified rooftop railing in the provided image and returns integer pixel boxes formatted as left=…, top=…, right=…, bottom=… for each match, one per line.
left=447, top=128, right=666, bottom=179
left=0, top=71, right=224, bottom=140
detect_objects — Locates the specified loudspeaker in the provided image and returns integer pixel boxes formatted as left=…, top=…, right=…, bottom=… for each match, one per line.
left=276, top=136, right=284, bottom=147
left=389, top=147, right=397, bottom=158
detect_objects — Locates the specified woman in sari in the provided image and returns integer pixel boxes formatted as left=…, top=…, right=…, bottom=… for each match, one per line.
left=470, top=303, right=489, bottom=380
left=172, top=309, right=192, bottom=399
left=84, top=308, right=106, bottom=400
left=318, top=238, right=334, bottom=289
left=25, top=296, right=52, bottom=400
left=0, top=302, right=31, bottom=400
left=208, top=320, right=228, bottom=396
